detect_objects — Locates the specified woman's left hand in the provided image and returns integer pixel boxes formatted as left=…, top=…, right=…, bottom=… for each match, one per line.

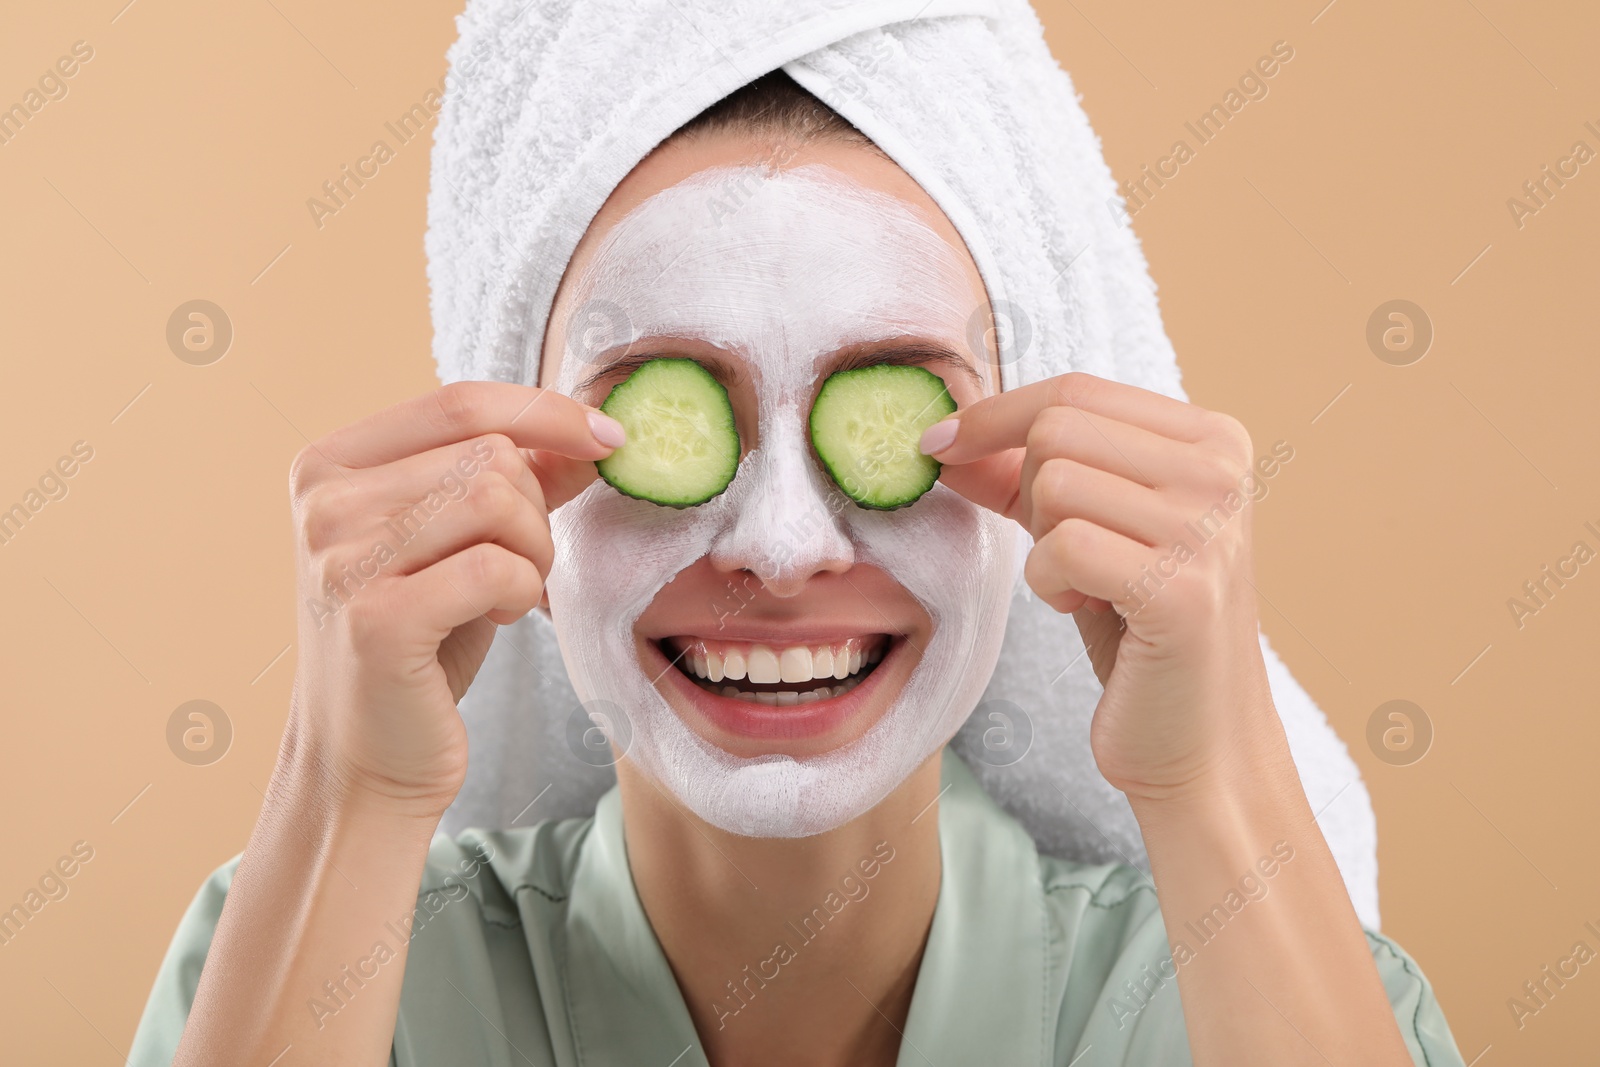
left=921, top=371, right=1288, bottom=804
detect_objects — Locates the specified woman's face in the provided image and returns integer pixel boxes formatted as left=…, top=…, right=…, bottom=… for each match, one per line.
left=537, top=132, right=1019, bottom=837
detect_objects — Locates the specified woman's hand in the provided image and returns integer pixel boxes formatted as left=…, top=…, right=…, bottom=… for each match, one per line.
left=172, top=382, right=625, bottom=1067
left=926, top=372, right=1420, bottom=1064
left=921, top=371, right=1281, bottom=804
left=285, top=381, right=623, bottom=818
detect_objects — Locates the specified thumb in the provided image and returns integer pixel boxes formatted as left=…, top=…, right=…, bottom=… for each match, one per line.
left=525, top=449, right=601, bottom=511
left=933, top=447, right=1026, bottom=521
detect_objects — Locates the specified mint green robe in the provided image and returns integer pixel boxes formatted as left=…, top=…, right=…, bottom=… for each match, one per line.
left=129, top=748, right=1465, bottom=1065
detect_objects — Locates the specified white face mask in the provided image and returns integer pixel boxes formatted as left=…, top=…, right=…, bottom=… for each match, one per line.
left=544, top=163, right=1017, bottom=837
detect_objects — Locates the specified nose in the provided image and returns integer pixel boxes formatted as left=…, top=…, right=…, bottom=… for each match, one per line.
left=707, top=413, right=855, bottom=597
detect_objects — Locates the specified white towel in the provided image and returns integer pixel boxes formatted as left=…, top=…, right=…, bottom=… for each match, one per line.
left=426, top=0, right=1381, bottom=927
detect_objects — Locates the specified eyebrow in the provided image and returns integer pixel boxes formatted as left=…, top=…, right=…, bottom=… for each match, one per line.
left=826, top=338, right=985, bottom=391
left=573, top=348, right=748, bottom=396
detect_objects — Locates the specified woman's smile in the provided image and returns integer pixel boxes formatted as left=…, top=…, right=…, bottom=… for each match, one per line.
left=634, top=560, right=931, bottom=758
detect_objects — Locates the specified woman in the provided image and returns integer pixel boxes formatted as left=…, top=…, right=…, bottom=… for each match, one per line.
left=130, top=2, right=1465, bottom=1064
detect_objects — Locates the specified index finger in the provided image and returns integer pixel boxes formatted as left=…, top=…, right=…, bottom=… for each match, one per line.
left=918, top=372, right=1210, bottom=464
left=316, top=381, right=623, bottom=471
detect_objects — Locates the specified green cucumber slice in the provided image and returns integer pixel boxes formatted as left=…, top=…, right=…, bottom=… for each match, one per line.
left=596, top=358, right=740, bottom=508
left=809, top=364, right=956, bottom=510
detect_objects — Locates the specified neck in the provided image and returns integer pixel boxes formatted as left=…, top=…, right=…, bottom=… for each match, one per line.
left=616, top=750, right=945, bottom=1067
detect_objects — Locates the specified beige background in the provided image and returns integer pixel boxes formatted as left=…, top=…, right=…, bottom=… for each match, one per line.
left=2, top=0, right=1595, bottom=1061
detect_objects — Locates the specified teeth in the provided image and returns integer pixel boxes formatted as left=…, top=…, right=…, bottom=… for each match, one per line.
left=779, top=646, right=813, bottom=683
left=675, top=638, right=890, bottom=686
left=746, top=645, right=781, bottom=684
left=688, top=671, right=870, bottom=703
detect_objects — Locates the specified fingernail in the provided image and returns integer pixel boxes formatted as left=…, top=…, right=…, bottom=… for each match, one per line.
left=587, top=410, right=626, bottom=449
left=919, top=418, right=958, bottom=456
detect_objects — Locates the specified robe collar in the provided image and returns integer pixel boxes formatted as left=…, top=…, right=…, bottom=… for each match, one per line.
left=556, top=746, right=1049, bottom=1065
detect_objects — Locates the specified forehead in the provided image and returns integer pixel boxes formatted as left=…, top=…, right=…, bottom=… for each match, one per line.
left=574, top=165, right=974, bottom=368
left=542, top=139, right=992, bottom=392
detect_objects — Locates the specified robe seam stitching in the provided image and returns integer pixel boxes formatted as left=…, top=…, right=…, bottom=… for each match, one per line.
left=512, top=882, right=570, bottom=904
left=415, top=886, right=524, bottom=928
left=1367, top=931, right=1436, bottom=1065
left=1042, top=879, right=1155, bottom=910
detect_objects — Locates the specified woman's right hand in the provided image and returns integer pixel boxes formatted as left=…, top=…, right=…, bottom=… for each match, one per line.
left=282, top=381, right=625, bottom=819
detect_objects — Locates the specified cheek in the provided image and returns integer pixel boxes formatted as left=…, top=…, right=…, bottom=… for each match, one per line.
left=546, top=486, right=722, bottom=645
left=851, top=489, right=1014, bottom=623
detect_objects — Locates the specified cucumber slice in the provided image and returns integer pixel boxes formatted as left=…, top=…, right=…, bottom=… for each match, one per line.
left=596, top=358, right=740, bottom=508
left=810, top=364, right=956, bottom=510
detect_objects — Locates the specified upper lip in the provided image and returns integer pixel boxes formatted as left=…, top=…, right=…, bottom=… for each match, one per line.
left=640, top=617, right=908, bottom=643
left=645, top=624, right=905, bottom=645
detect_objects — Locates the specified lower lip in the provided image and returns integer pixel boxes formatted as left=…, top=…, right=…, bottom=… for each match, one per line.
left=646, top=639, right=900, bottom=743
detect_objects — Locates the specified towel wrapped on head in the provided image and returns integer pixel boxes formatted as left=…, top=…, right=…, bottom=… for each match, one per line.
left=426, top=0, right=1382, bottom=927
